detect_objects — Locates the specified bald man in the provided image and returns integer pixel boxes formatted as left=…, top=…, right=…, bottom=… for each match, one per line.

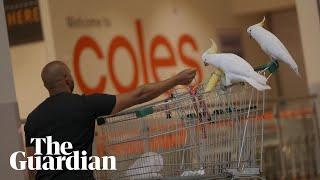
left=24, top=61, right=196, bottom=180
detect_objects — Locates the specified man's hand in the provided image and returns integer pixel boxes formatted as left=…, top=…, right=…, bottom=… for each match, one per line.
left=173, top=69, right=197, bottom=85
left=111, top=69, right=197, bottom=114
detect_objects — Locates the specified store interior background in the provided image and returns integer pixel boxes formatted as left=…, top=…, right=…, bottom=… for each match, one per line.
left=2, top=0, right=320, bottom=179
left=9, top=0, right=315, bottom=119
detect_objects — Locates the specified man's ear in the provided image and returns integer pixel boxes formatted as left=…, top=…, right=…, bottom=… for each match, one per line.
left=66, top=78, right=75, bottom=92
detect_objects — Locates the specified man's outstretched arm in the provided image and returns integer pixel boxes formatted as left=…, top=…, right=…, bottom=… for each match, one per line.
left=111, top=69, right=196, bottom=114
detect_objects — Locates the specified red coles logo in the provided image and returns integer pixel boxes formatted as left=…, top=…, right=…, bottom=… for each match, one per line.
left=73, top=19, right=203, bottom=94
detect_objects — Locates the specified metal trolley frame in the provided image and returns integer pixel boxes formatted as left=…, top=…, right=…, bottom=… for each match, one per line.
left=95, top=61, right=278, bottom=180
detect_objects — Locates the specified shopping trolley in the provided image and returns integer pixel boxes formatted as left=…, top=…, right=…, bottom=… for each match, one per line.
left=95, top=61, right=278, bottom=180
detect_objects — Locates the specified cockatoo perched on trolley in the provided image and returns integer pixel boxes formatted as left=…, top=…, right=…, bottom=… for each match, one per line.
left=247, top=16, right=300, bottom=77
left=202, top=39, right=271, bottom=91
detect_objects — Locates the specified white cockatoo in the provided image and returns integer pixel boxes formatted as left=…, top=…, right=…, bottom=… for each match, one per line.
left=247, top=16, right=300, bottom=76
left=202, top=39, right=271, bottom=91
left=126, top=152, right=163, bottom=180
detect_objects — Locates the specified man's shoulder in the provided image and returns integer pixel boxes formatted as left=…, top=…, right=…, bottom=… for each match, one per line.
left=25, top=97, right=52, bottom=124
left=27, top=98, right=48, bottom=118
left=25, top=106, right=41, bottom=128
left=27, top=93, right=85, bottom=118
left=61, top=92, right=84, bottom=100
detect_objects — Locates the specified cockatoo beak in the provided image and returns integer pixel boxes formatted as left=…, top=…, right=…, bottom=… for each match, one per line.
left=204, top=62, right=209, bottom=66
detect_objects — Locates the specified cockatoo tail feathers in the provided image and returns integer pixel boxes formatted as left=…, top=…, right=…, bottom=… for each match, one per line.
left=243, top=77, right=271, bottom=91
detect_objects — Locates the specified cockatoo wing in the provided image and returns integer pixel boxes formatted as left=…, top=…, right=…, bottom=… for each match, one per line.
left=207, top=53, right=253, bottom=73
left=228, top=73, right=271, bottom=91
left=255, top=28, right=297, bottom=68
left=205, top=53, right=270, bottom=91
left=206, top=53, right=267, bottom=84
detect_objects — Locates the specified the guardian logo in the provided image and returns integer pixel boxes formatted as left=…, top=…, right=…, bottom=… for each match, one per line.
left=10, top=136, right=116, bottom=171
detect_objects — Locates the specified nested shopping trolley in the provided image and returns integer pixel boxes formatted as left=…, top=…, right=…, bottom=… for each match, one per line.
left=95, top=62, right=278, bottom=180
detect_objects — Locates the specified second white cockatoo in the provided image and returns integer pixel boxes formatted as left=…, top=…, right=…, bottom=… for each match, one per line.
left=202, top=39, right=271, bottom=91
left=247, top=16, right=300, bottom=76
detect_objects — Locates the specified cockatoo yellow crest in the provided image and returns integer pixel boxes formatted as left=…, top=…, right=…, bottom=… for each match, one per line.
left=204, top=39, right=218, bottom=55
left=203, top=39, right=222, bottom=92
left=258, top=16, right=266, bottom=27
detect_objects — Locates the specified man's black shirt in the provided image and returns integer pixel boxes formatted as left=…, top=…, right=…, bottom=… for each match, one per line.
left=24, top=92, right=116, bottom=180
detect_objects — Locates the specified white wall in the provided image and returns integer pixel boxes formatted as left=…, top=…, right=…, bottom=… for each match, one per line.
left=10, top=42, right=48, bottom=119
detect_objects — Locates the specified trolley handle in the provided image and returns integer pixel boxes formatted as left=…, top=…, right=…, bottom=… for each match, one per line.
left=135, top=106, right=154, bottom=118
left=97, top=117, right=106, bottom=125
